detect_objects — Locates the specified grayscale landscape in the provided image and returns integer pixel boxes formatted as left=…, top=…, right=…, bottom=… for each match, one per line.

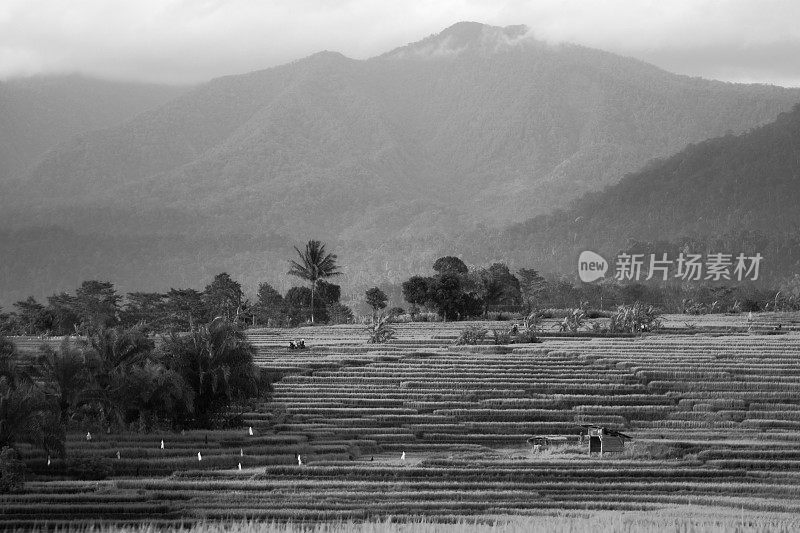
left=2, top=2, right=800, bottom=531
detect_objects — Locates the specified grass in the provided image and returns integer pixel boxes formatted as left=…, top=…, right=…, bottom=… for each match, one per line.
left=27, top=512, right=800, bottom=532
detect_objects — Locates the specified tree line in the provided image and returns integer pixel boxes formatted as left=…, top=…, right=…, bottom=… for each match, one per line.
left=0, top=318, right=272, bottom=467
left=397, top=255, right=789, bottom=319
left=0, top=241, right=353, bottom=336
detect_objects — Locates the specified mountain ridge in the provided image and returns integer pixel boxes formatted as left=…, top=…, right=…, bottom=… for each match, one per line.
left=1, top=22, right=799, bottom=306
left=481, top=102, right=800, bottom=282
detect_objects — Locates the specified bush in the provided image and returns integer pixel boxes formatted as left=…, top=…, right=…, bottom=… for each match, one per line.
left=160, top=318, right=272, bottom=428
left=585, top=309, right=611, bottom=319
left=67, top=455, right=112, bottom=480
left=454, top=326, right=488, bottom=345
left=514, top=330, right=540, bottom=343
left=557, top=308, right=587, bottom=333
left=327, top=302, right=355, bottom=324
left=367, top=315, right=396, bottom=344
left=492, top=329, right=511, bottom=345
left=387, top=307, right=405, bottom=318
left=414, top=312, right=440, bottom=322
left=608, top=302, right=662, bottom=334
left=0, top=447, right=26, bottom=493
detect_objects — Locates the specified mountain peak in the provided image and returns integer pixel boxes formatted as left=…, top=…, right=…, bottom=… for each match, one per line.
left=377, top=22, right=532, bottom=60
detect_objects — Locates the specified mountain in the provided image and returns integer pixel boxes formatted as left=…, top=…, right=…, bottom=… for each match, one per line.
left=1, top=22, right=799, bottom=305
left=0, top=74, right=187, bottom=180
left=481, top=103, right=800, bottom=282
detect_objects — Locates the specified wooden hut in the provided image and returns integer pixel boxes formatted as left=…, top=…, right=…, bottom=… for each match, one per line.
left=583, top=425, right=632, bottom=454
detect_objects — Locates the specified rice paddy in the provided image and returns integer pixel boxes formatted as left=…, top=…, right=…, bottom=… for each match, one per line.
left=5, top=313, right=800, bottom=530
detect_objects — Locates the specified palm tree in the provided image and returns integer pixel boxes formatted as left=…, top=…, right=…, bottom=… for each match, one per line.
left=86, top=325, right=158, bottom=427
left=36, top=338, right=93, bottom=425
left=287, top=240, right=341, bottom=324
left=0, top=337, right=64, bottom=455
left=161, top=317, right=270, bottom=428
left=86, top=325, right=191, bottom=430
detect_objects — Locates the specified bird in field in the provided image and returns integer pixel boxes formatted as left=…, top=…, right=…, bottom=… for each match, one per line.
left=47, top=455, right=51, bottom=466
left=401, top=451, right=406, bottom=461
left=160, top=439, right=165, bottom=449
left=297, top=454, right=303, bottom=466
left=197, top=452, right=202, bottom=461
left=370, top=456, right=374, bottom=462
left=748, top=311, right=753, bottom=322
left=249, top=426, right=253, bottom=436
left=116, top=451, right=121, bottom=460
left=238, top=463, right=242, bottom=470
left=240, top=448, right=244, bottom=457
left=86, top=431, right=92, bottom=441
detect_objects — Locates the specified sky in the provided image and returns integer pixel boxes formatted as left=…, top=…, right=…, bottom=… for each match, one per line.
left=1, top=0, right=800, bottom=87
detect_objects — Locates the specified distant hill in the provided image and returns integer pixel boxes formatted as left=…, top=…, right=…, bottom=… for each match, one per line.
left=0, top=74, right=187, bottom=180
left=481, top=103, right=800, bottom=282
left=1, top=22, right=799, bottom=305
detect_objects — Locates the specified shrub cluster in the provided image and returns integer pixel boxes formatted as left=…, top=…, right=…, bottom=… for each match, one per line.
left=0, top=319, right=272, bottom=461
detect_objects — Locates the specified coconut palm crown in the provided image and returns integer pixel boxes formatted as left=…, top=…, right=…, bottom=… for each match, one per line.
left=287, top=240, right=341, bottom=324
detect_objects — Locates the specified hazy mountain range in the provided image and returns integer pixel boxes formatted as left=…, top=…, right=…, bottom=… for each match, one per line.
left=482, top=102, right=800, bottom=282
left=0, top=74, right=187, bottom=182
left=1, top=22, right=799, bottom=307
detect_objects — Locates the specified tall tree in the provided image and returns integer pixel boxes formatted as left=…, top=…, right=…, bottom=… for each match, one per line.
left=122, top=292, right=166, bottom=329
left=47, top=292, right=80, bottom=335
left=204, top=273, right=243, bottom=322
left=75, top=281, right=120, bottom=333
left=432, top=256, right=469, bottom=275
left=164, top=289, right=206, bottom=331
left=479, top=263, right=522, bottom=314
left=254, top=282, right=284, bottom=326
left=365, top=287, right=388, bottom=317
left=12, top=297, right=48, bottom=335
left=287, top=240, right=341, bottom=324
left=316, top=280, right=341, bottom=306
left=0, top=308, right=11, bottom=336
left=402, top=276, right=430, bottom=308
left=284, top=287, right=328, bottom=325
left=517, top=268, right=548, bottom=308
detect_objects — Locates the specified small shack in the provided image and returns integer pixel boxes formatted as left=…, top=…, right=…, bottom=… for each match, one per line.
left=583, top=425, right=632, bottom=454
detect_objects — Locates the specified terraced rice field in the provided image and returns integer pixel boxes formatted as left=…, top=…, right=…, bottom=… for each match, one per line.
left=5, top=314, right=800, bottom=529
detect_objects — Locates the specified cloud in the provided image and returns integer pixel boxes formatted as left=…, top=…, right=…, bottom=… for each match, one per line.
left=1, top=0, right=799, bottom=86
